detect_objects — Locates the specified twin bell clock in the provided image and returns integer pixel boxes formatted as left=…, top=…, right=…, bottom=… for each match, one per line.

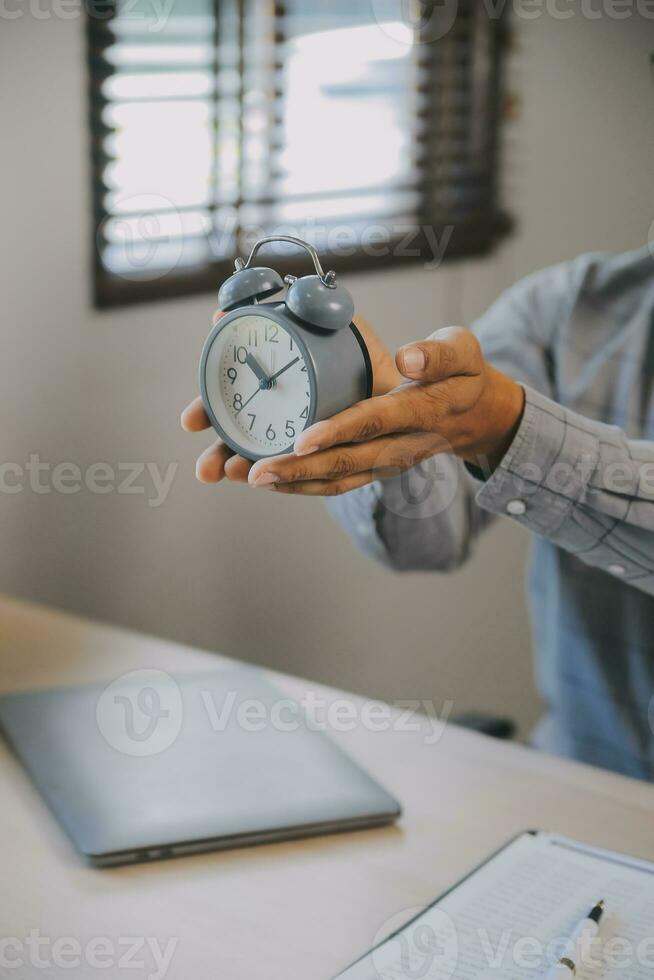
left=199, top=236, right=373, bottom=461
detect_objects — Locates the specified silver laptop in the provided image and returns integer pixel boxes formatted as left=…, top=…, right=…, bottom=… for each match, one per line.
left=0, top=667, right=400, bottom=866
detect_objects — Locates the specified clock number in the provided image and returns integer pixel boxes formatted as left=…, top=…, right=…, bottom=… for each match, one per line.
left=227, top=367, right=237, bottom=385
left=265, top=324, right=279, bottom=343
left=248, top=328, right=258, bottom=347
left=266, top=424, right=276, bottom=441
left=300, top=406, right=309, bottom=420
left=233, top=393, right=243, bottom=411
left=285, top=420, right=296, bottom=439
left=300, top=364, right=307, bottom=372
left=247, top=413, right=256, bottom=431
left=234, top=346, right=248, bottom=364
left=289, top=336, right=294, bottom=351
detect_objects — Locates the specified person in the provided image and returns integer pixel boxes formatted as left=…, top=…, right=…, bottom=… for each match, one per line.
left=182, top=245, right=654, bottom=781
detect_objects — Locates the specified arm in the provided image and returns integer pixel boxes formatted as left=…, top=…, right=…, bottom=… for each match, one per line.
left=461, top=253, right=654, bottom=594
left=249, top=258, right=654, bottom=591
left=327, top=258, right=654, bottom=591
left=471, top=385, right=654, bottom=593
left=324, top=260, right=586, bottom=571
left=183, top=256, right=654, bottom=592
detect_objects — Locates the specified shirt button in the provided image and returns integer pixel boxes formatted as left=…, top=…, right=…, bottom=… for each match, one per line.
left=506, top=499, right=527, bottom=516
left=608, top=563, right=626, bottom=576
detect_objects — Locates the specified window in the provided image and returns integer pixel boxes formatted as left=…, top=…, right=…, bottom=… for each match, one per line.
left=88, top=0, right=511, bottom=307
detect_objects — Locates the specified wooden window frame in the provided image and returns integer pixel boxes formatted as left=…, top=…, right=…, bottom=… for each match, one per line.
left=87, top=1, right=512, bottom=309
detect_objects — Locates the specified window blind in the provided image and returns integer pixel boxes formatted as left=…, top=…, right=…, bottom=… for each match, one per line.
left=88, top=0, right=511, bottom=307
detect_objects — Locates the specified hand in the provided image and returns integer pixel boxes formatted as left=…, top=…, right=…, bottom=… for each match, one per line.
left=243, top=327, right=525, bottom=496
left=180, top=315, right=403, bottom=484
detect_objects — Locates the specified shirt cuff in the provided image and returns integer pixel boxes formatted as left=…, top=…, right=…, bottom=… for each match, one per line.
left=472, top=385, right=601, bottom=536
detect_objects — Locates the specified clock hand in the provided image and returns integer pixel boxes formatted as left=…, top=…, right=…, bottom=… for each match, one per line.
left=244, top=352, right=271, bottom=385
left=235, top=356, right=300, bottom=418
left=235, top=386, right=262, bottom=416
left=268, top=356, right=300, bottom=384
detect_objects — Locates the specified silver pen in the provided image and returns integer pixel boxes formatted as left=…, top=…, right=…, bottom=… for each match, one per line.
left=545, top=900, right=605, bottom=977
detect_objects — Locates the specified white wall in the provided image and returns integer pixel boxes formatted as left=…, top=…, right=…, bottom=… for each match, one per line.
left=1, top=10, right=652, bottom=736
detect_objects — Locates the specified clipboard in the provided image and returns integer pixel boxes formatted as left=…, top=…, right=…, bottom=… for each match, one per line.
left=333, top=830, right=654, bottom=979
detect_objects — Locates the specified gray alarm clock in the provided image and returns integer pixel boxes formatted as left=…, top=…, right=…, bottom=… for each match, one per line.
left=200, top=236, right=372, bottom=461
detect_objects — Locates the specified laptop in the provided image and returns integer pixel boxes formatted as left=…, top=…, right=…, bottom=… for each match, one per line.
left=0, top=667, right=400, bottom=866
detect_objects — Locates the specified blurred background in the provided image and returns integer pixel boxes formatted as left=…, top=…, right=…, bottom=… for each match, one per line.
left=1, top=2, right=652, bottom=739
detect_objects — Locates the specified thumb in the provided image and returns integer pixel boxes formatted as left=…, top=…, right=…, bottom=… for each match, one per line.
left=396, top=326, right=480, bottom=382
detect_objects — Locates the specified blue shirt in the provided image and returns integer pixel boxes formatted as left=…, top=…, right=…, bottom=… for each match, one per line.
left=328, top=246, right=654, bottom=781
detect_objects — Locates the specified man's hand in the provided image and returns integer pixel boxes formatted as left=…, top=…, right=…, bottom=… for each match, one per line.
left=181, top=320, right=525, bottom=496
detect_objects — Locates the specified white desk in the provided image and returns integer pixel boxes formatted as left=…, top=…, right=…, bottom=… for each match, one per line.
left=1, top=595, right=653, bottom=979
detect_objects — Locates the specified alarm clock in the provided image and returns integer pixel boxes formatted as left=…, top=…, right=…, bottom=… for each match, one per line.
left=199, top=235, right=373, bottom=461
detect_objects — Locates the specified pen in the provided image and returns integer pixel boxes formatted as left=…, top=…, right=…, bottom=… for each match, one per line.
left=545, top=900, right=605, bottom=977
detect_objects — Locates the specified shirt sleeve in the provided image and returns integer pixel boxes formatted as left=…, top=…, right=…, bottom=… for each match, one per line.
left=472, top=384, right=654, bottom=595
left=325, top=456, right=492, bottom=572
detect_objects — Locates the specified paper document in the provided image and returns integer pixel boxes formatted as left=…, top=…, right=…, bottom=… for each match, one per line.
left=335, top=831, right=654, bottom=979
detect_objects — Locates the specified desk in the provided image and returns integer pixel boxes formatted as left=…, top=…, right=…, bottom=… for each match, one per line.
left=1, top=595, right=653, bottom=979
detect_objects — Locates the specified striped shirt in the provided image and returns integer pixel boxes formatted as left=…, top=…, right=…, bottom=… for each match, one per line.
left=328, top=246, right=654, bottom=780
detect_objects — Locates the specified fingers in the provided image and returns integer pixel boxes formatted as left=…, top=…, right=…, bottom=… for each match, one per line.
left=224, top=454, right=253, bottom=483
left=272, top=471, right=376, bottom=497
left=183, top=390, right=232, bottom=484
left=196, top=440, right=234, bottom=483
left=396, top=327, right=482, bottom=383
left=294, top=386, right=435, bottom=456
left=181, top=397, right=211, bottom=432
left=249, top=432, right=444, bottom=488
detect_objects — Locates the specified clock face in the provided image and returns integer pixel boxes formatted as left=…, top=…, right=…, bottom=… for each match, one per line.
left=203, top=313, right=314, bottom=458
